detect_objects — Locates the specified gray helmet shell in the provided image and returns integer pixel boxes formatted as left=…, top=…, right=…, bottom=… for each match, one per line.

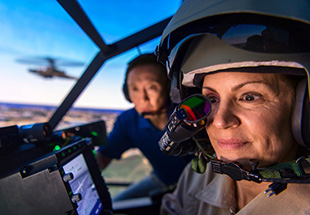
left=156, top=0, right=310, bottom=148
left=161, top=0, right=310, bottom=45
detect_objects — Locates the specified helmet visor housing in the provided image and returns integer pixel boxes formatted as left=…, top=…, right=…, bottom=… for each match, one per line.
left=158, top=14, right=310, bottom=79
left=157, top=13, right=310, bottom=149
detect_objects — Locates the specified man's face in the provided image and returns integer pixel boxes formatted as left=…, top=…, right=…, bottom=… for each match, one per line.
left=127, top=64, right=168, bottom=117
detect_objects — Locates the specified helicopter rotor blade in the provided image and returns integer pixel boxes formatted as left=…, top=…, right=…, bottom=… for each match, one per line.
left=16, top=56, right=84, bottom=67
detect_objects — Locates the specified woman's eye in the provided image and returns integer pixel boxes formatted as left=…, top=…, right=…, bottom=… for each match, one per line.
left=208, top=96, right=218, bottom=104
left=240, top=93, right=261, bottom=102
left=202, top=89, right=219, bottom=104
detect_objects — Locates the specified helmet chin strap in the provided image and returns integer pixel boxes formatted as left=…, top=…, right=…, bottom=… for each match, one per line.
left=192, top=138, right=310, bottom=197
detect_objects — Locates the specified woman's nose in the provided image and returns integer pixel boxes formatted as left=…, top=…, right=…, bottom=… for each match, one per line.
left=210, top=101, right=240, bottom=129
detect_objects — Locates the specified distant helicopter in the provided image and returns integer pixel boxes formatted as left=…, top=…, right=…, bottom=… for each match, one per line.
left=16, top=56, right=84, bottom=80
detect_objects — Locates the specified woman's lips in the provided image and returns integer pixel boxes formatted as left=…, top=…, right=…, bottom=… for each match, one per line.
left=217, top=139, right=248, bottom=149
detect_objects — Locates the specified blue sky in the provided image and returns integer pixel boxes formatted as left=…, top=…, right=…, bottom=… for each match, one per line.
left=0, top=0, right=181, bottom=110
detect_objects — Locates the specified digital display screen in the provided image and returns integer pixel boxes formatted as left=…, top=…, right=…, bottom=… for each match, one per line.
left=63, top=154, right=103, bottom=215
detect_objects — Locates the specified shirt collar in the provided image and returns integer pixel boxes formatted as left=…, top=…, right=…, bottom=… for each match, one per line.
left=195, top=166, right=237, bottom=211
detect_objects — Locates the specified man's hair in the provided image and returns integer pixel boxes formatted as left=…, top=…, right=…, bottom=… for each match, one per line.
left=125, top=53, right=167, bottom=81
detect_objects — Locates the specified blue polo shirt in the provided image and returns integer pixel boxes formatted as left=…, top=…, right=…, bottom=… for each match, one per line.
left=98, top=107, right=190, bottom=185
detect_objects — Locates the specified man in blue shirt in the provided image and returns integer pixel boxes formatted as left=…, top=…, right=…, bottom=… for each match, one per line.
left=96, top=54, right=190, bottom=201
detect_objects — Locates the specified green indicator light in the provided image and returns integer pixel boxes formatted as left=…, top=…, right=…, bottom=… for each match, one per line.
left=91, top=131, right=99, bottom=137
left=68, top=149, right=71, bottom=153
left=53, top=145, right=61, bottom=151
left=69, top=191, right=72, bottom=195
left=62, top=153, right=66, bottom=157
left=92, top=149, right=96, bottom=156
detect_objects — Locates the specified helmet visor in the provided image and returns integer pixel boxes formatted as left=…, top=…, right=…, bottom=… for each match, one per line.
left=160, top=14, right=310, bottom=75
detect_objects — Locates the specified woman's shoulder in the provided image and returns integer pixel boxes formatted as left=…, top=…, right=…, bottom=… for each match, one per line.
left=179, top=162, right=221, bottom=189
left=238, top=183, right=310, bottom=214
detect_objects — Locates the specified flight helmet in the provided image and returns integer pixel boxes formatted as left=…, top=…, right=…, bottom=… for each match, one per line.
left=156, top=0, right=310, bottom=148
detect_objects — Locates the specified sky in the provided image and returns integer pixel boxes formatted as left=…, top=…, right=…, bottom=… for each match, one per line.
left=0, top=0, right=181, bottom=110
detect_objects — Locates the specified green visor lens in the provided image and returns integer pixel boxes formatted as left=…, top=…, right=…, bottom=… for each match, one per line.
left=178, top=94, right=211, bottom=123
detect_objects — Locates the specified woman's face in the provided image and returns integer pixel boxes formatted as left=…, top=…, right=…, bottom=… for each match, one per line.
left=127, top=64, right=168, bottom=117
left=202, top=72, right=298, bottom=168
